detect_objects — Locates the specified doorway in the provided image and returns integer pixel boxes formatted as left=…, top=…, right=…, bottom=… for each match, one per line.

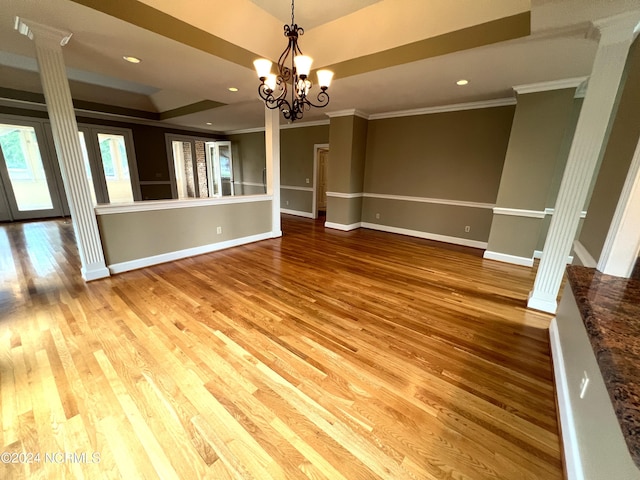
left=0, top=121, right=65, bottom=221
left=314, top=144, right=329, bottom=218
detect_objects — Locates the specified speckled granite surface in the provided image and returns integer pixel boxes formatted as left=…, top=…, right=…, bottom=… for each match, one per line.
left=566, top=265, right=640, bottom=469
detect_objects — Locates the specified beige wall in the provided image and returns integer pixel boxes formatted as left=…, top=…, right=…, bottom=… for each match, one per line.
left=280, top=125, right=329, bottom=214
left=229, top=126, right=329, bottom=214
left=281, top=125, right=329, bottom=186
left=326, top=115, right=368, bottom=226
left=579, top=38, right=640, bottom=263
left=228, top=132, right=266, bottom=195
left=486, top=89, right=579, bottom=259
left=494, top=90, right=577, bottom=210
left=361, top=106, right=514, bottom=243
left=98, top=200, right=272, bottom=266
left=364, top=107, right=514, bottom=202
left=362, top=197, right=492, bottom=243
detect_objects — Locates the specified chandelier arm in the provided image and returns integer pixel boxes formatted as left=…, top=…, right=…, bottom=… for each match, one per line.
left=302, top=89, right=330, bottom=109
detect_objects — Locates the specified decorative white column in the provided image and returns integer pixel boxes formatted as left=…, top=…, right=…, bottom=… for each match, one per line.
left=528, top=12, right=640, bottom=313
left=16, top=18, right=110, bottom=281
left=264, top=107, right=282, bottom=237
left=597, top=134, right=640, bottom=276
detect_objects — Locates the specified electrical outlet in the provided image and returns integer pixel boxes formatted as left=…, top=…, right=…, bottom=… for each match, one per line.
left=375, top=213, right=380, bottom=219
left=306, top=178, right=310, bottom=184
left=465, top=225, right=471, bottom=233
left=216, top=226, right=222, bottom=234
left=579, top=371, right=590, bottom=399
left=286, top=200, right=289, bottom=206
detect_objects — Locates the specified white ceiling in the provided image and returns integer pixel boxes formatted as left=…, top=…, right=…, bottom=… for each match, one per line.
left=0, top=0, right=638, bottom=133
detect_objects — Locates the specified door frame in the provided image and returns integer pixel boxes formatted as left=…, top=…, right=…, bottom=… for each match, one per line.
left=0, top=118, right=66, bottom=221
left=313, top=143, right=329, bottom=219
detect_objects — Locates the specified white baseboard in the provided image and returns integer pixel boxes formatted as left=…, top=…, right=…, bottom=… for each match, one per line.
left=108, top=231, right=275, bottom=274
left=534, top=249, right=574, bottom=264
left=549, top=318, right=584, bottom=480
left=280, top=208, right=314, bottom=219
left=483, top=250, right=534, bottom=267
left=324, top=221, right=362, bottom=231
left=82, top=264, right=111, bottom=281
left=360, top=222, right=488, bottom=249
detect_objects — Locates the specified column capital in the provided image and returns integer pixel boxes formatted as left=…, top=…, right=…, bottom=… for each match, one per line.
left=14, top=17, right=72, bottom=47
left=588, top=10, right=640, bottom=44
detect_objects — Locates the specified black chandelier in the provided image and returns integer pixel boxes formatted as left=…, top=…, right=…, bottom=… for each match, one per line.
left=253, top=0, right=334, bottom=121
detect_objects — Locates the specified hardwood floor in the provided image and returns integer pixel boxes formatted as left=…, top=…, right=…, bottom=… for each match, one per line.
left=0, top=215, right=562, bottom=479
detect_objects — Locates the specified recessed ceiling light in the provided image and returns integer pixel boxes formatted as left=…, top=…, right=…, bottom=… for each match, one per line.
left=206, top=122, right=212, bottom=126
left=228, top=87, right=239, bottom=92
left=456, top=79, right=469, bottom=86
left=123, top=56, right=141, bottom=64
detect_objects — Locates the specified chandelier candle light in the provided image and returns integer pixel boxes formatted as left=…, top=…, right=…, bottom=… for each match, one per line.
left=253, top=0, right=334, bottom=121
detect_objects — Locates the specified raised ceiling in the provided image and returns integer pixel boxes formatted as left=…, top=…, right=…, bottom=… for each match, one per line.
left=0, top=0, right=638, bottom=133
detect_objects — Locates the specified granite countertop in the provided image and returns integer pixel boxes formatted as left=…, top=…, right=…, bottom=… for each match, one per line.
left=567, top=265, right=640, bottom=469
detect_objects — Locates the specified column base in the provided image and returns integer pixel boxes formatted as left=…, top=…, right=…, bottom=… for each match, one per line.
left=527, top=290, right=558, bottom=314
left=82, top=264, right=111, bottom=281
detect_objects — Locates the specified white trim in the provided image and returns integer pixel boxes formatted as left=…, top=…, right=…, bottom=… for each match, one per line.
left=326, top=192, right=493, bottom=209
left=281, top=185, right=313, bottom=192
left=281, top=119, right=329, bottom=130
left=95, top=194, right=271, bottom=215
left=549, top=317, right=585, bottom=480
left=544, top=208, right=587, bottom=218
left=527, top=290, right=557, bottom=314
left=573, top=240, right=597, bottom=268
left=534, top=249, right=574, bottom=264
left=368, top=98, right=516, bottom=120
left=0, top=97, right=225, bottom=136
left=324, top=221, right=361, bottom=231
left=281, top=208, right=313, bottom=218
left=82, top=264, right=111, bottom=281
left=365, top=193, right=493, bottom=209
left=224, top=119, right=330, bottom=135
left=483, top=250, right=534, bottom=267
left=108, top=231, right=275, bottom=274
left=235, top=181, right=265, bottom=188
left=325, top=109, right=369, bottom=119
left=492, top=207, right=546, bottom=219
left=361, top=222, right=487, bottom=249
left=326, top=191, right=363, bottom=199
left=225, top=126, right=265, bottom=135
left=513, top=77, right=589, bottom=95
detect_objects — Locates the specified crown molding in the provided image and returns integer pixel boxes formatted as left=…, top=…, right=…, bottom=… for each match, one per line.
left=325, top=109, right=370, bottom=119
left=225, top=119, right=330, bottom=135
left=513, top=77, right=589, bottom=95
left=368, top=98, right=516, bottom=121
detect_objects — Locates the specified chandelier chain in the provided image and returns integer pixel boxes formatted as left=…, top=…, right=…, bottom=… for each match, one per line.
left=291, top=0, right=295, bottom=26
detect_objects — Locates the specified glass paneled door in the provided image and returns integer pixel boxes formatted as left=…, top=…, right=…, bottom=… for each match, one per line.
left=0, top=122, right=64, bottom=220
left=206, top=141, right=234, bottom=197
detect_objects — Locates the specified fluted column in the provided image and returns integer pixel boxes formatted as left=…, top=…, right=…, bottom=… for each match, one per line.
left=528, top=12, right=640, bottom=313
left=16, top=18, right=109, bottom=281
left=264, top=107, right=282, bottom=237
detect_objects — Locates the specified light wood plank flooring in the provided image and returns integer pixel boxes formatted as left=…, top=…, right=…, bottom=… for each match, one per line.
left=0, top=215, right=562, bottom=479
